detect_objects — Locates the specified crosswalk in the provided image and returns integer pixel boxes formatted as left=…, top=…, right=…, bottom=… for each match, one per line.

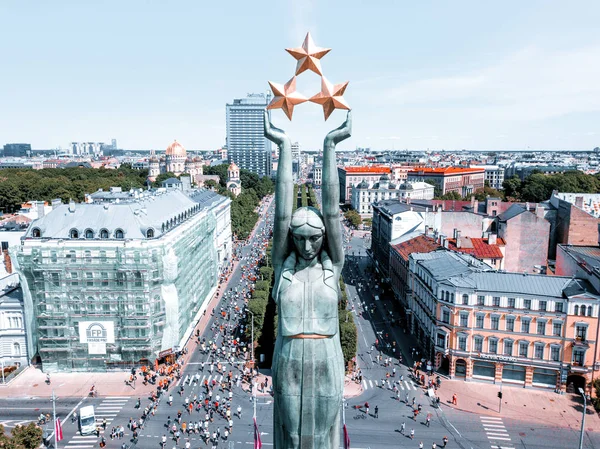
left=63, top=397, right=129, bottom=449
left=480, top=416, right=514, bottom=449
left=361, top=378, right=419, bottom=391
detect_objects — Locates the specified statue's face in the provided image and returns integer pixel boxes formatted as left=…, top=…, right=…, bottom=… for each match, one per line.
left=292, top=225, right=324, bottom=261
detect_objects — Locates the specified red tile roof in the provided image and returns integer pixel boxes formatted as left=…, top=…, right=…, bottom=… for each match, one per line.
left=342, top=166, right=391, bottom=174
left=447, top=237, right=504, bottom=259
left=391, top=235, right=441, bottom=261
left=408, top=167, right=485, bottom=175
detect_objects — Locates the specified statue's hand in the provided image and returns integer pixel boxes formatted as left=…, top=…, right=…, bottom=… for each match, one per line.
left=325, top=111, right=352, bottom=146
left=264, top=111, right=291, bottom=147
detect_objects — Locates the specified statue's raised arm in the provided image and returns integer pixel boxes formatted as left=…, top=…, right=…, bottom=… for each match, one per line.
left=264, top=111, right=293, bottom=276
left=322, top=111, right=352, bottom=268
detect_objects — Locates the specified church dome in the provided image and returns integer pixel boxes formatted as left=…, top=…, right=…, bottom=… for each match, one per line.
left=357, top=180, right=369, bottom=189
left=399, top=181, right=413, bottom=190
left=165, top=140, right=187, bottom=158
left=379, top=174, right=390, bottom=181
left=229, top=162, right=239, bottom=171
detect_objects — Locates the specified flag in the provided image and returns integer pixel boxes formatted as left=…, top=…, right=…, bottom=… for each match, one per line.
left=343, top=423, right=350, bottom=449
left=253, top=417, right=262, bottom=449
left=55, top=418, right=63, bottom=442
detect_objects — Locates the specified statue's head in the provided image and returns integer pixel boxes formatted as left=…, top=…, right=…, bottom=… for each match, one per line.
left=290, top=206, right=325, bottom=261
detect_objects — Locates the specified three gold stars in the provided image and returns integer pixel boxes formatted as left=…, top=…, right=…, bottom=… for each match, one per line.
left=267, top=32, right=350, bottom=121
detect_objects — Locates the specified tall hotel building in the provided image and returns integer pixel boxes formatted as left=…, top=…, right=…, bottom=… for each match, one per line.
left=11, top=188, right=230, bottom=372
left=226, top=93, right=272, bottom=177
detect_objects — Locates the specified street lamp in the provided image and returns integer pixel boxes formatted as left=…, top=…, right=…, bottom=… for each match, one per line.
left=247, top=310, right=256, bottom=418
left=578, top=387, right=586, bottom=449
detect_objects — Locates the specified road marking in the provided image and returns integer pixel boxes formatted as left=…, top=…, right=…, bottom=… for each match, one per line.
left=480, top=416, right=502, bottom=421
left=483, top=424, right=506, bottom=429
left=368, top=380, right=373, bottom=388
left=362, top=379, right=367, bottom=390
left=404, top=380, right=411, bottom=390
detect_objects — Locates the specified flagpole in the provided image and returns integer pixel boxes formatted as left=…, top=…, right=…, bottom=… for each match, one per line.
left=342, top=397, right=346, bottom=425
left=52, top=389, right=58, bottom=449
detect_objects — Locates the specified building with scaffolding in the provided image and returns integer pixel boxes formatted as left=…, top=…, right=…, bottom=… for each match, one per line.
left=11, top=188, right=227, bottom=372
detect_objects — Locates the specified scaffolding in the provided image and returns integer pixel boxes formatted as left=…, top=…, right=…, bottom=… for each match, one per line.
left=12, top=211, right=218, bottom=372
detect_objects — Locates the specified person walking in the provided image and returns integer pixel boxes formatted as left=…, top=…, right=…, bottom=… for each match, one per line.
left=374, top=405, right=379, bottom=419
left=410, top=428, right=414, bottom=439
left=442, top=436, right=448, bottom=447
left=365, top=402, right=370, bottom=416
left=400, top=422, right=405, bottom=435
left=419, top=443, right=423, bottom=449
left=452, top=393, right=457, bottom=405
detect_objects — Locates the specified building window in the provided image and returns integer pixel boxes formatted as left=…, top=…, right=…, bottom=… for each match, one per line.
left=101, top=272, right=108, bottom=287
left=68, top=250, right=76, bottom=264
left=521, top=319, right=530, bottom=333
left=553, top=322, right=562, bottom=336
left=576, top=325, right=587, bottom=340
left=146, top=228, right=155, bottom=238
left=474, top=336, right=483, bottom=352
left=445, top=292, right=450, bottom=302
left=462, top=294, right=469, bottom=305
left=506, top=316, right=515, bottom=332
left=489, top=339, right=498, bottom=354
left=458, top=335, right=467, bottom=351
left=442, top=310, right=450, bottom=324
left=587, top=306, right=592, bottom=317
left=551, top=346, right=560, bottom=362
left=100, top=229, right=109, bottom=239
left=51, top=272, right=60, bottom=287
left=534, top=344, right=544, bottom=360
left=504, top=340, right=513, bottom=356
left=574, top=305, right=579, bottom=315
left=555, top=302, right=563, bottom=313
left=86, top=272, right=94, bottom=286
left=477, top=295, right=485, bottom=306
left=115, top=229, right=124, bottom=239
left=580, top=305, right=587, bottom=316
left=69, top=229, right=79, bottom=239
left=519, top=341, right=528, bottom=357
left=508, top=297, right=515, bottom=308
left=32, top=228, right=41, bottom=238
left=436, top=333, right=446, bottom=348
left=476, top=314, right=484, bottom=329
left=460, top=313, right=468, bottom=327
left=539, top=301, right=547, bottom=312
left=85, top=229, right=94, bottom=239
left=524, top=299, right=531, bottom=310
left=12, top=342, right=21, bottom=356
left=70, top=272, right=78, bottom=286
left=493, top=297, right=500, bottom=307
left=134, top=271, right=143, bottom=287
left=100, top=250, right=107, bottom=263
left=537, top=321, right=546, bottom=335
left=50, top=251, right=57, bottom=263
left=491, top=316, right=499, bottom=330
left=573, top=348, right=585, bottom=366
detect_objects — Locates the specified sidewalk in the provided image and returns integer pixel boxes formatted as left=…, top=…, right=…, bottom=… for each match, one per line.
left=436, top=378, right=600, bottom=430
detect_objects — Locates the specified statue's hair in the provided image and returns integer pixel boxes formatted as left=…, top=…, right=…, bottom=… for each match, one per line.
left=289, top=206, right=325, bottom=234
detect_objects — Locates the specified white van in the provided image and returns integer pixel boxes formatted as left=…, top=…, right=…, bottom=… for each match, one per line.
left=374, top=295, right=380, bottom=301
left=79, top=405, right=96, bottom=435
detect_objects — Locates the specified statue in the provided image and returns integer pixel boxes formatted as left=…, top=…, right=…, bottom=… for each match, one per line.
left=265, top=109, right=352, bottom=449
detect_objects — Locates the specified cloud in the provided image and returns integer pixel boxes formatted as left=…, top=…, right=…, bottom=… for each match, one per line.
left=386, top=45, right=600, bottom=122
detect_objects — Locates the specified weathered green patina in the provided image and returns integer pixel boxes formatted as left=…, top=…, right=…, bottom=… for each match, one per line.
left=265, top=111, right=352, bottom=448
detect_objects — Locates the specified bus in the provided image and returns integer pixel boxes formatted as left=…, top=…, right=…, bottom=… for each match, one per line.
left=79, top=405, right=96, bottom=435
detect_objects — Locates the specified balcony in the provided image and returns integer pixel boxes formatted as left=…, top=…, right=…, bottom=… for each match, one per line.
left=572, top=338, right=589, bottom=348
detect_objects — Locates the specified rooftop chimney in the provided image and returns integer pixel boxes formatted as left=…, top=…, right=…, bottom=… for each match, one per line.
left=456, top=230, right=462, bottom=248
left=36, top=201, right=45, bottom=218
left=68, top=200, right=76, bottom=213
left=575, top=196, right=584, bottom=208
left=424, top=226, right=429, bottom=236
left=535, top=204, right=545, bottom=219
left=488, top=233, right=497, bottom=245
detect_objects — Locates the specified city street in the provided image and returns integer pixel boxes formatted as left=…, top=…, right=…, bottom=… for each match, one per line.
left=1, top=199, right=600, bottom=448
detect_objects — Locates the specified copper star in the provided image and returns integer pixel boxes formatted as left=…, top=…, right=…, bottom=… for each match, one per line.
left=286, top=32, right=331, bottom=76
left=267, top=76, right=307, bottom=120
left=309, top=76, right=351, bottom=120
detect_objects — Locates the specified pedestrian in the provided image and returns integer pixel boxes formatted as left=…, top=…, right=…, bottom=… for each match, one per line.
left=374, top=405, right=379, bottom=419
left=400, top=422, right=405, bottom=434
left=442, top=436, right=448, bottom=447
left=432, top=443, right=437, bottom=449
left=419, top=443, right=423, bottom=449
left=410, top=428, right=414, bottom=439
left=364, top=402, right=369, bottom=416
left=452, top=393, right=457, bottom=405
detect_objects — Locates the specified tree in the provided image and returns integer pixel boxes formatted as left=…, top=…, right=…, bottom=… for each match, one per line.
left=10, top=423, right=43, bottom=449
left=502, top=176, right=522, bottom=200
left=439, top=191, right=462, bottom=200
left=204, top=179, right=218, bottom=190
left=203, top=164, right=228, bottom=187
left=254, top=280, right=270, bottom=292
left=344, top=210, right=362, bottom=228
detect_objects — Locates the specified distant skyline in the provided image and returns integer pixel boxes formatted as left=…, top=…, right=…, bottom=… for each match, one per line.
left=1, top=1, right=599, bottom=152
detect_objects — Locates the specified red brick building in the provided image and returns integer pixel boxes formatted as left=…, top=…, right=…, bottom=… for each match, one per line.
left=407, top=167, right=485, bottom=196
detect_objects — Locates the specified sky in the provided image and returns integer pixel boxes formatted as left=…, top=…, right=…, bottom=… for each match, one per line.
left=1, top=1, right=600, bottom=152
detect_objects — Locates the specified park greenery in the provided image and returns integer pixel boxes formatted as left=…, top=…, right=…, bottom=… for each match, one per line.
left=203, top=164, right=275, bottom=239
left=344, top=209, right=362, bottom=228
left=0, top=423, right=43, bottom=449
left=0, top=165, right=148, bottom=213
